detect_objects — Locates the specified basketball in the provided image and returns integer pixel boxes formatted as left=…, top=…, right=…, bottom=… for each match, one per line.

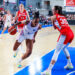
left=8, top=26, right=17, bottom=35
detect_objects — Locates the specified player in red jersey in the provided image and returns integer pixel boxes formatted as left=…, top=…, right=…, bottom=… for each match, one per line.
left=13, top=4, right=30, bottom=57
left=42, top=6, right=74, bottom=75
left=15, top=3, right=30, bottom=31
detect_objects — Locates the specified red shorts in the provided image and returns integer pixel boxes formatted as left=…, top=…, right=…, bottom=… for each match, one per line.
left=57, top=30, right=74, bottom=44
left=17, top=23, right=24, bottom=29
left=17, top=25, right=23, bottom=33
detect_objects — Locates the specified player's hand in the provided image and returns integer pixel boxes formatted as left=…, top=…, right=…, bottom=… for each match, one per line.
left=13, top=22, right=21, bottom=27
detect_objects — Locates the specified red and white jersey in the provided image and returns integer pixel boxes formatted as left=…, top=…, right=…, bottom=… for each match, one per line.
left=54, top=13, right=72, bottom=35
left=54, top=14, right=74, bottom=44
left=17, top=9, right=27, bottom=28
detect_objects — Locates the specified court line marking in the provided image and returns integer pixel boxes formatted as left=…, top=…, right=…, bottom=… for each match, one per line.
left=14, top=47, right=75, bottom=75
left=67, top=71, right=75, bottom=75
left=14, top=49, right=54, bottom=75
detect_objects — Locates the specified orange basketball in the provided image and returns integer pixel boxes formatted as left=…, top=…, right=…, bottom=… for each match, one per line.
left=8, top=26, right=17, bottom=35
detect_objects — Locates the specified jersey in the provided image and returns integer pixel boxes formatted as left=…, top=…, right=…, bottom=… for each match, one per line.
left=54, top=13, right=72, bottom=35
left=23, top=21, right=39, bottom=35
left=4, top=14, right=12, bottom=27
left=17, top=21, right=40, bottom=43
left=17, top=9, right=27, bottom=29
left=5, top=14, right=11, bottom=23
left=54, top=13, right=74, bottom=44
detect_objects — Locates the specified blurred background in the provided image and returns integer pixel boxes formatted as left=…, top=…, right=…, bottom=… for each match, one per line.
left=0, top=0, right=75, bottom=30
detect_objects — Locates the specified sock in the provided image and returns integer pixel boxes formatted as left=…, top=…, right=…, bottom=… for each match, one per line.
left=67, top=58, right=71, bottom=65
left=20, top=45, right=25, bottom=54
left=19, top=45, right=25, bottom=54
left=18, top=58, right=22, bottom=64
left=48, top=64, right=54, bottom=71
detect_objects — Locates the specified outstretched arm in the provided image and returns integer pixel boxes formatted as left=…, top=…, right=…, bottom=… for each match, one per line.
left=13, top=20, right=30, bottom=27
left=48, top=15, right=57, bottom=29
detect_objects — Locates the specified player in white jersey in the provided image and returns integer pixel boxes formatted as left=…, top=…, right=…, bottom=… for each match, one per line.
left=13, top=12, right=41, bottom=68
left=0, top=10, right=13, bottom=38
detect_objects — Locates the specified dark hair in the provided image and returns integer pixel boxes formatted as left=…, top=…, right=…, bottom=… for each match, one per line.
left=33, top=11, right=39, bottom=19
left=54, top=6, right=66, bottom=16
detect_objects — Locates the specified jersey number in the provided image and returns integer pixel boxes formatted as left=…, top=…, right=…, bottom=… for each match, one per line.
left=60, top=18, right=68, bottom=25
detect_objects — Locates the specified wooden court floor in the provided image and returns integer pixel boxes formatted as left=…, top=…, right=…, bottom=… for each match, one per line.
left=0, top=25, right=75, bottom=75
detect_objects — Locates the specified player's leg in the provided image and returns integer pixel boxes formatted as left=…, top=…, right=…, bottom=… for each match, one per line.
left=1, top=22, right=8, bottom=34
left=17, top=39, right=33, bottom=68
left=13, top=40, right=21, bottom=58
left=63, top=44, right=74, bottom=69
left=0, top=27, right=7, bottom=38
left=63, top=33, right=74, bottom=69
left=17, top=28, right=25, bottom=54
left=13, top=32, right=25, bottom=58
left=22, top=39, right=33, bottom=59
left=41, top=35, right=67, bottom=75
left=1, top=27, right=7, bottom=34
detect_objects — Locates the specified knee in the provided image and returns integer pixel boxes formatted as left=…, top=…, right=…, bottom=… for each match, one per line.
left=67, top=56, right=70, bottom=59
left=51, top=60, right=56, bottom=64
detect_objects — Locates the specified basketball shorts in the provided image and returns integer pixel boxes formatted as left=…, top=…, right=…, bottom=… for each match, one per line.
left=17, top=30, right=34, bottom=43
left=4, top=22, right=11, bottom=28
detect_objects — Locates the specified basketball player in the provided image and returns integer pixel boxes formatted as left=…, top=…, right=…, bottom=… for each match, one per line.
left=0, top=10, right=13, bottom=38
left=13, top=4, right=30, bottom=55
left=42, top=6, right=74, bottom=75
left=13, top=12, right=41, bottom=68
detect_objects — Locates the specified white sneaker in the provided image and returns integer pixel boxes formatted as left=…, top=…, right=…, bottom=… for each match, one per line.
left=17, top=58, right=22, bottom=68
left=41, top=69, right=51, bottom=75
left=64, top=63, right=74, bottom=69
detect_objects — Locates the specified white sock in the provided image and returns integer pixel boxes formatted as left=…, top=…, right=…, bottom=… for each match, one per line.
left=67, top=58, right=71, bottom=65
left=48, top=64, right=54, bottom=71
left=19, top=45, right=25, bottom=54
left=18, top=58, right=22, bottom=64
left=20, top=45, right=25, bottom=53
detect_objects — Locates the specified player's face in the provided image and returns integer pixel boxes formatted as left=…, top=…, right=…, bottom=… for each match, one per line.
left=35, top=18, right=39, bottom=25
left=32, top=18, right=39, bottom=26
left=20, top=5, right=24, bottom=11
left=52, top=7, right=58, bottom=15
left=52, top=7, right=56, bottom=15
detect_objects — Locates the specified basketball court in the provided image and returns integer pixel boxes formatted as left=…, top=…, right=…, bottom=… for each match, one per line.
left=0, top=25, right=75, bottom=75
left=0, top=0, right=75, bottom=75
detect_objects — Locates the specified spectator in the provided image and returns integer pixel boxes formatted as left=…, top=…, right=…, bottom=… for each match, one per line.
left=0, top=15, right=4, bottom=30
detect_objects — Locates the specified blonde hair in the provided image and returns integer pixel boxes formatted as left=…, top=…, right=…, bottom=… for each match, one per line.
left=19, top=4, right=24, bottom=10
